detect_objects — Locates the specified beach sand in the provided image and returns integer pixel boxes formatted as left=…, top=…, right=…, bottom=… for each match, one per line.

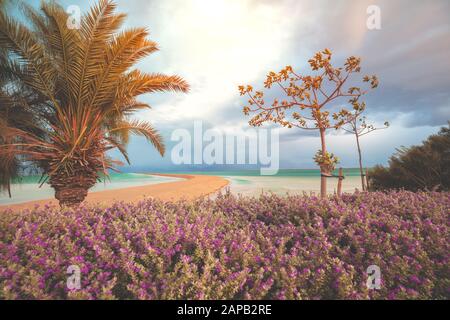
left=0, top=174, right=229, bottom=212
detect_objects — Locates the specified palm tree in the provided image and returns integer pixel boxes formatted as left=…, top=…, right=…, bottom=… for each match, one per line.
left=0, top=0, right=36, bottom=198
left=0, top=0, right=189, bottom=207
left=0, top=80, right=41, bottom=198
left=0, top=0, right=11, bottom=196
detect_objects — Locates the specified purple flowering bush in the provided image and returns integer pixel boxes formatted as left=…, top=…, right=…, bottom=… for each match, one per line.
left=0, top=191, right=449, bottom=299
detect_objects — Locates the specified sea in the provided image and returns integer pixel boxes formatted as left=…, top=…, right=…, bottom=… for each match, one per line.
left=0, top=169, right=365, bottom=205
left=175, top=168, right=364, bottom=197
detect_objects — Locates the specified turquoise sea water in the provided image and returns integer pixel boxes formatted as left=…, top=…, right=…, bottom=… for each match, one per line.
left=223, top=170, right=363, bottom=196
left=0, top=173, right=181, bottom=205
left=171, top=169, right=365, bottom=197
left=1, top=169, right=366, bottom=205
left=173, top=168, right=363, bottom=177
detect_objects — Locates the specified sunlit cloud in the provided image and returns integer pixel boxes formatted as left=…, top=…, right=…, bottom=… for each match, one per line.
left=23, top=0, right=449, bottom=168
left=136, top=0, right=305, bottom=124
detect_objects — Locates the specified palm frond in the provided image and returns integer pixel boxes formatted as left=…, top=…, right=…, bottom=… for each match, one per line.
left=20, top=2, right=50, bottom=41
left=90, top=28, right=158, bottom=107
left=109, top=119, right=165, bottom=156
left=111, top=70, right=189, bottom=111
left=0, top=11, right=60, bottom=112
left=0, top=53, right=29, bottom=83
left=105, top=136, right=130, bottom=164
left=0, top=0, right=188, bottom=203
left=39, top=1, right=82, bottom=105
left=135, top=71, right=190, bottom=94
left=75, top=0, right=126, bottom=108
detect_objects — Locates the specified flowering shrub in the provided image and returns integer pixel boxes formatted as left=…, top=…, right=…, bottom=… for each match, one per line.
left=0, top=191, right=448, bottom=300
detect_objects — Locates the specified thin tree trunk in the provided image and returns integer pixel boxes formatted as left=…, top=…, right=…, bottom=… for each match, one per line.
left=366, top=168, right=370, bottom=191
left=355, top=132, right=365, bottom=191
left=337, top=167, right=343, bottom=197
left=319, top=127, right=327, bottom=198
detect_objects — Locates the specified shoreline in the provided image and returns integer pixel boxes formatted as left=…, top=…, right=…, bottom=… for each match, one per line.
left=0, top=173, right=230, bottom=212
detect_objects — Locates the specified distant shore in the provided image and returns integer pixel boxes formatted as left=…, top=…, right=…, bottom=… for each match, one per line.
left=0, top=174, right=230, bottom=212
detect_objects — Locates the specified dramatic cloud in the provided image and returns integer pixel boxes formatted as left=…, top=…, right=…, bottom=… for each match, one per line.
left=19, top=0, right=450, bottom=168
left=121, top=0, right=450, bottom=128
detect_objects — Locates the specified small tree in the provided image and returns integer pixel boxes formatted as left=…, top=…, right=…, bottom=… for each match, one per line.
left=342, top=115, right=389, bottom=191
left=239, top=49, right=378, bottom=198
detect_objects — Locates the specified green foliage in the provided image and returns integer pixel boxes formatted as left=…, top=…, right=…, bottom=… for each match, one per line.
left=369, top=123, right=450, bottom=191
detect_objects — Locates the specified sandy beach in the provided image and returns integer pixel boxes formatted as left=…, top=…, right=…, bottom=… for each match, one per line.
left=0, top=174, right=229, bottom=212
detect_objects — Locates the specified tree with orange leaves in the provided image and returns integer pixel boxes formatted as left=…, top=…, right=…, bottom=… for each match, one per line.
left=238, top=49, right=378, bottom=198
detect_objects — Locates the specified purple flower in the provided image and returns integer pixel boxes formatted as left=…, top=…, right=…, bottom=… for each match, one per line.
left=0, top=190, right=447, bottom=300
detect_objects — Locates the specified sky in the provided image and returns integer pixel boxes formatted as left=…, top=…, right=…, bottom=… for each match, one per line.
left=12, top=0, right=450, bottom=170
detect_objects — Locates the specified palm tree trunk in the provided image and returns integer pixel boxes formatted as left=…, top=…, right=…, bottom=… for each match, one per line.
left=319, top=127, right=327, bottom=198
left=355, top=132, right=365, bottom=191
left=49, top=169, right=97, bottom=207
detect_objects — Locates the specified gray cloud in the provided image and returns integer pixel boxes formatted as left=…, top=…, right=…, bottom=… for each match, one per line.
left=111, top=0, right=450, bottom=130
left=18, top=0, right=450, bottom=169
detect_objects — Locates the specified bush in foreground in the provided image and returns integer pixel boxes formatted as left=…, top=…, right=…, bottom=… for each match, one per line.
left=0, top=191, right=449, bottom=299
